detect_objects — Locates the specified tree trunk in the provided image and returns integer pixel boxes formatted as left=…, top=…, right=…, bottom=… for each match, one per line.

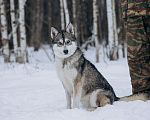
left=93, top=0, right=99, bottom=62
left=10, top=0, right=18, bottom=62
left=98, top=1, right=102, bottom=44
left=112, top=0, right=118, bottom=59
left=33, top=0, right=43, bottom=51
left=106, top=0, right=118, bottom=60
left=72, top=0, right=77, bottom=37
left=60, top=0, right=65, bottom=30
left=118, top=0, right=125, bottom=58
left=48, top=0, right=52, bottom=45
left=18, top=0, right=27, bottom=63
left=0, top=0, right=10, bottom=62
left=63, top=0, right=70, bottom=27
left=30, top=0, right=35, bottom=47
left=98, top=0, right=104, bottom=44
left=76, top=0, right=81, bottom=45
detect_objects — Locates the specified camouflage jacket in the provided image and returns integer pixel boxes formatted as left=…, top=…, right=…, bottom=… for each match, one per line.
left=121, top=0, right=150, bottom=18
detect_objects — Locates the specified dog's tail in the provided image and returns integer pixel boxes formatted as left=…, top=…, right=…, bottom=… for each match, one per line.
left=116, top=92, right=150, bottom=102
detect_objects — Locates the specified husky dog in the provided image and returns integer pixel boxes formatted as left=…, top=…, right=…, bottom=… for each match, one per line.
left=51, top=23, right=150, bottom=110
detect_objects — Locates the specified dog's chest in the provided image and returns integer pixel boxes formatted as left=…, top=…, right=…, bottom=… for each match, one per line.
left=55, top=58, right=77, bottom=93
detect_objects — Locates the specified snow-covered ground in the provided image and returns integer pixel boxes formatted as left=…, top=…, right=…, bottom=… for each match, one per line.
left=0, top=47, right=150, bottom=120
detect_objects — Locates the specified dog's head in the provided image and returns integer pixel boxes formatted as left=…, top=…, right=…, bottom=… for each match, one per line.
left=51, top=23, right=77, bottom=58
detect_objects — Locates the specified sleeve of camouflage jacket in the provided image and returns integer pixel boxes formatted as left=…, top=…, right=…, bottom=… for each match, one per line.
left=121, top=0, right=150, bottom=29
left=121, top=0, right=150, bottom=18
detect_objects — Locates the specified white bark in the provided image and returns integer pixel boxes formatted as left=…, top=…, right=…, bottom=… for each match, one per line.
left=106, top=0, right=118, bottom=60
left=63, top=0, right=70, bottom=27
left=0, top=0, right=10, bottom=62
left=112, top=0, right=118, bottom=60
left=10, top=0, right=18, bottom=62
left=60, top=0, right=65, bottom=30
left=19, top=0, right=27, bottom=63
left=93, top=0, right=99, bottom=62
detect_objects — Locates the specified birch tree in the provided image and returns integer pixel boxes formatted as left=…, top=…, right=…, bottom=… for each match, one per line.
left=0, top=0, right=10, bottom=62
left=63, top=0, right=70, bottom=27
left=106, top=0, right=118, bottom=60
left=19, top=0, right=27, bottom=63
left=10, top=0, right=18, bottom=62
left=93, top=0, right=99, bottom=62
left=60, top=0, right=65, bottom=30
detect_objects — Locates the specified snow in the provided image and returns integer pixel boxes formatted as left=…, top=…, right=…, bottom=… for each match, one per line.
left=0, top=47, right=150, bottom=120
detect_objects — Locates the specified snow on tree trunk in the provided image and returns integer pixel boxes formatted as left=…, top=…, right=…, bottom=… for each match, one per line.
left=18, top=0, right=27, bottom=63
left=60, top=0, right=65, bottom=30
left=93, top=0, right=99, bottom=63
left=106, top=0, right=118, bottom=60
left=0, top=0, right=10, bottom=62
left=72, top=0, right=77, bottom=37
left=10, top=0, right=18, bottom=62
left=63, top=0, right=70, bottom=27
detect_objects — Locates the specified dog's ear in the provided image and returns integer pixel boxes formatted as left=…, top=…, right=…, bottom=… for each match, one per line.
left=66, top=23, right=74, bottom=35
left=51, top=27, right=58, bottom=39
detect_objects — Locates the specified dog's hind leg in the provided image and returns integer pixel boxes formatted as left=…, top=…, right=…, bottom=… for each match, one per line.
left=81, top=89, right=112, bottom=110
left=81, top=92, right=98, bottom=111
left=90, top=89, right=112, bottom=107
left=81, top=93, right=91, bottom=108
left=95, top=93, right=111, bottom=107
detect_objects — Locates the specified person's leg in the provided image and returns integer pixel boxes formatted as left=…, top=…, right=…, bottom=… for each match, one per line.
left=126, top=16, right=150, bottom=94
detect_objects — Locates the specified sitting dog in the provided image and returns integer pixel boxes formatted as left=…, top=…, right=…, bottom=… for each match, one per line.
left=51, top=23, right=150, bottom=110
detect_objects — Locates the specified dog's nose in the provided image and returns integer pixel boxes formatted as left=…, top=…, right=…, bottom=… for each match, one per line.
left=63, top=50, right=68, bottom=54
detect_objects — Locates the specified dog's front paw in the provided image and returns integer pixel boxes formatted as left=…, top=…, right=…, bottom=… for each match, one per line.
left=88, top=107, right=97, bottom=111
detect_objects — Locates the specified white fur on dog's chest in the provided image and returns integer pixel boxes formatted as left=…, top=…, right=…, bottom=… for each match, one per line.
left=55, top=57, right=77, bottom=95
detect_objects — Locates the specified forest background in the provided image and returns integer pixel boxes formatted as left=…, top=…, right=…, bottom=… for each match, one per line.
left=0, top=0, right=125, bottom=63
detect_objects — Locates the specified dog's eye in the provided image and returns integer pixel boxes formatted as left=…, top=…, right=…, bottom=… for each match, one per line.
left=66, top=40, right=71, bottom=45
left=57, top=41, right=63, bottom=46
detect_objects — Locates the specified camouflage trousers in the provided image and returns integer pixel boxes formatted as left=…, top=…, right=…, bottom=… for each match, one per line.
left=126, top=16, right=150, bottom=94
